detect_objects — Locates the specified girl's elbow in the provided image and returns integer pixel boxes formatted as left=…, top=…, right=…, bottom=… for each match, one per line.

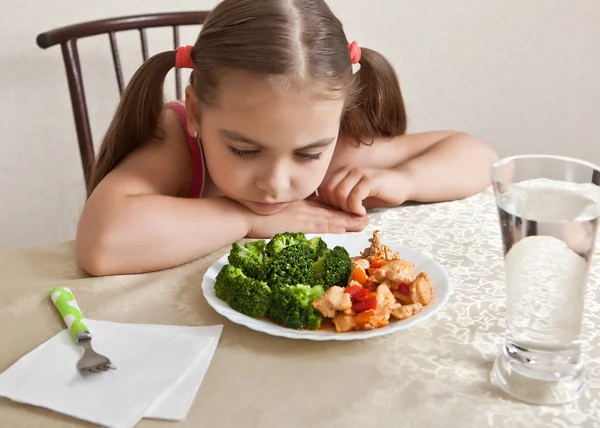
left=75, top=225, right=121, bottom=277
left=484, top=143, right=499, bottom=165
left=459, top=132, right=498, bottom=165
left=76, top=238, right=113, bottom=277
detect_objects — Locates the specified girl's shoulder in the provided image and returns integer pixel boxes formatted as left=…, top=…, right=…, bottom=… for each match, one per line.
left=92, top=108, right=195, bottom=199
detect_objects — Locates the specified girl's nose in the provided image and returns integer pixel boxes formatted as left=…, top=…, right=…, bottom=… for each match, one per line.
left=255, top=162, right=290, bottom=197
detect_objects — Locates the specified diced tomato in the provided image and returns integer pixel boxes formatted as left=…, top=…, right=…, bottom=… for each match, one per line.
left=359, top=289, right=374, bottom=300
left=352, top=297, right=377, bottom=313
left=398, top=283, right=411, bottom=295
left=370, top=258, right=385, bottom=268
left=345, top=285, right=370, bottom=302
left=356, top=310, right=375, bottom=327
left=345, top=284, right=362, bottom=295
left=352, top=267, right=367, bottom=286
left=345, top=285, right=363, bottom=298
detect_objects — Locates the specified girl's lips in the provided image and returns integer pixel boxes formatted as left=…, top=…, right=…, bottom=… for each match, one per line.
left=247, top=201, right=289, bottom=213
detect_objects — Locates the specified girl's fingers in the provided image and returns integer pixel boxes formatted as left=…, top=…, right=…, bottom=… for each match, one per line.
left=325, top=210, right=369, bottom=232
left=318, top=167, right=351, bottom=209
left=248, top=200, right=368, bottom=237
left=347, top=175, right=376, bottom=216
left=333, top=168, right=364, bottom=214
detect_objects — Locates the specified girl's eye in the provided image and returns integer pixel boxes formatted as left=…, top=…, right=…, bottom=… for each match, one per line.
left=296, top=152, right=323, bottom=161
left=228, top=146, right=258, bottom=159
left=228, top=146, right=323, bottom=161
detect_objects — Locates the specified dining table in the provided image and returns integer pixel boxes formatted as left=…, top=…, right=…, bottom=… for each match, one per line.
left=0, top=187, right=599, bottom=428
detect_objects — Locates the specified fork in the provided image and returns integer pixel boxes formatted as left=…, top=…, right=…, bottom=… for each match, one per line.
left=49, top=286, right=115, bottom=374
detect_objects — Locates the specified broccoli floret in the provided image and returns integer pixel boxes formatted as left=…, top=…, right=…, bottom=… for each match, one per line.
left=229, top=278, right=271, bottom=318
left=313, top=246, right=353, bottom=290
left=214, top=264, right=271, bottom=318
left=265, top=232, right=307, bottom=257
left=307, top=237, right=328, bottom=260
left=228, top=240, right=267, bottom=280
left=215, top=264, right=237, bottom=302
left=267, top=284, right=324, bottom=330
left=266, top=244, right=315, bottom=291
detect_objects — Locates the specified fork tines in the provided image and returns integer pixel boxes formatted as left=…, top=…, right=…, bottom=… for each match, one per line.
left=81, top=363, right=116, bottom=374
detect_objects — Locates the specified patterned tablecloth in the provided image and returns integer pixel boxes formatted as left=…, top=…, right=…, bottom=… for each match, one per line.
left=0, top=188, right=598, bottom=428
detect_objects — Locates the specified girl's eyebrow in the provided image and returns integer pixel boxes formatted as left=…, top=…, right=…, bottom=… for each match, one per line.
left=219, top=129, right=336, bottom=150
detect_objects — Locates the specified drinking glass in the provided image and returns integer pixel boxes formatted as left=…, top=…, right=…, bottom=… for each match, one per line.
left=490, top=154, right=600, bottom=404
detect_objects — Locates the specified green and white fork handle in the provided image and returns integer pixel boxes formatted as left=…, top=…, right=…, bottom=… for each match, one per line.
left=49, top=286, right=91, bottom=341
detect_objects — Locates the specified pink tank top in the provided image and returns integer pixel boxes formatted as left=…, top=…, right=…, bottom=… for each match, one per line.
left=167, top=101, right=205, bottom=198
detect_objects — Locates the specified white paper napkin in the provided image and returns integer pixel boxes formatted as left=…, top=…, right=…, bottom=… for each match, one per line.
left=0, top=319, right=223, bottom=428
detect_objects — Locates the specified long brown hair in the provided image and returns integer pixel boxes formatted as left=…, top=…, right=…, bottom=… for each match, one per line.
left=87, top=0, right=407, bottom=196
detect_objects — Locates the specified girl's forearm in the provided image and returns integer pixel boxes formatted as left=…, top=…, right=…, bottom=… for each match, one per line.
left=76, top=195, right=250, bottom=276
left=397, top=133, right=498, bottom=202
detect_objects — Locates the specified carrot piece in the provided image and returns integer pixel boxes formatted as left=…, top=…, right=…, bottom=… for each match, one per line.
left=356, top=310, right=374, bottom=327
left=352, top=267, right=367, bottom=286
left=370, top=257, right=385, bottom=268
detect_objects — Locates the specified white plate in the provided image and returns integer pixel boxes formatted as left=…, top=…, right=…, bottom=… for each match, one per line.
left=201, top=234, right=452, bottom=341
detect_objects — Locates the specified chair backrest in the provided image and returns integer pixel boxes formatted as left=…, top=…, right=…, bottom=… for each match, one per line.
left=36, top=11, right=210, bottom=187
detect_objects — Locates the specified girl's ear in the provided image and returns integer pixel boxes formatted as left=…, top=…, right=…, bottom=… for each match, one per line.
left=184, top=85, right=202, bottom=137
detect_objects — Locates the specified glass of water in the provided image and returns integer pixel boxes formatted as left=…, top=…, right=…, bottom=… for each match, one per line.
left=490, top=154, right=600, bottom=404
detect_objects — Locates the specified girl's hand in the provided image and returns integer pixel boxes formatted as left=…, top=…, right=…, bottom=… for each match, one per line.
left=314, top=166, right=411, bottom=216
left=246, top=200, right=369, bottom=238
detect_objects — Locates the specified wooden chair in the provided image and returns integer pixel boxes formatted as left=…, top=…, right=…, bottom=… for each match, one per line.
left=36, top=11, right=210, bottom=187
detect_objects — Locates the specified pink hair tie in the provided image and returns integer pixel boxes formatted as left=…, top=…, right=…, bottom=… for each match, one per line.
left=348, top=41, right=361, bottom=64
left=175, top=45, right=195, bottom=69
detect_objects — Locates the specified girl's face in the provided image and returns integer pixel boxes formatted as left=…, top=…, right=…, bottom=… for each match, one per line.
left=186, top=74, right=345, bottom=215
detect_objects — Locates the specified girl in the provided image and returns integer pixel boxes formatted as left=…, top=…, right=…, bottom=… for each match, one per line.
left=76, top=0, right=497, bottom=276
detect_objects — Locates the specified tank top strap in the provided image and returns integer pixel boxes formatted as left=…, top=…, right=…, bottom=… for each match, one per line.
left=166, top=101, right=205, bottom=198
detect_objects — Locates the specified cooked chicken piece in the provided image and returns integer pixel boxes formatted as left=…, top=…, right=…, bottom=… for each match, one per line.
left=312, top=286, right=352, bottom=318
left=332, top=314, right=358, bottom=333
left=375, top=283, right=396, bottom=308
left=364, top=283, right=396, bottom=330
left=393, top=278, right=416, bottom=305
left=364, top=315, right=389, bottom=330
left=370, top=259, right=415, bottom=285
left=360, top=230, right=400, bottom=261
left=412, top=272, right=433, bottom=306
left=353, top=258, right=370, bottom=270
left=379, top=279, right=395, bottom=290
left=393, top=272, right=433, bottom=306
left=347, top=279, right=364, bottom=288
left=391, top=303, right=423, bottom=320
left=393, top=287, right=414, bottom=305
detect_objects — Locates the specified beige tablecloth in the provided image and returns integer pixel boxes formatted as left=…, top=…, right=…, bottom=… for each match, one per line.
left=1, top=188, right=599, bottom=428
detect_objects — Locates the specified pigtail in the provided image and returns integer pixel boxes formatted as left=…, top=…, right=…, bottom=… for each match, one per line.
left=86, top=51, right=177, bottom=197
left=341, top=47, right=407, bottom=145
